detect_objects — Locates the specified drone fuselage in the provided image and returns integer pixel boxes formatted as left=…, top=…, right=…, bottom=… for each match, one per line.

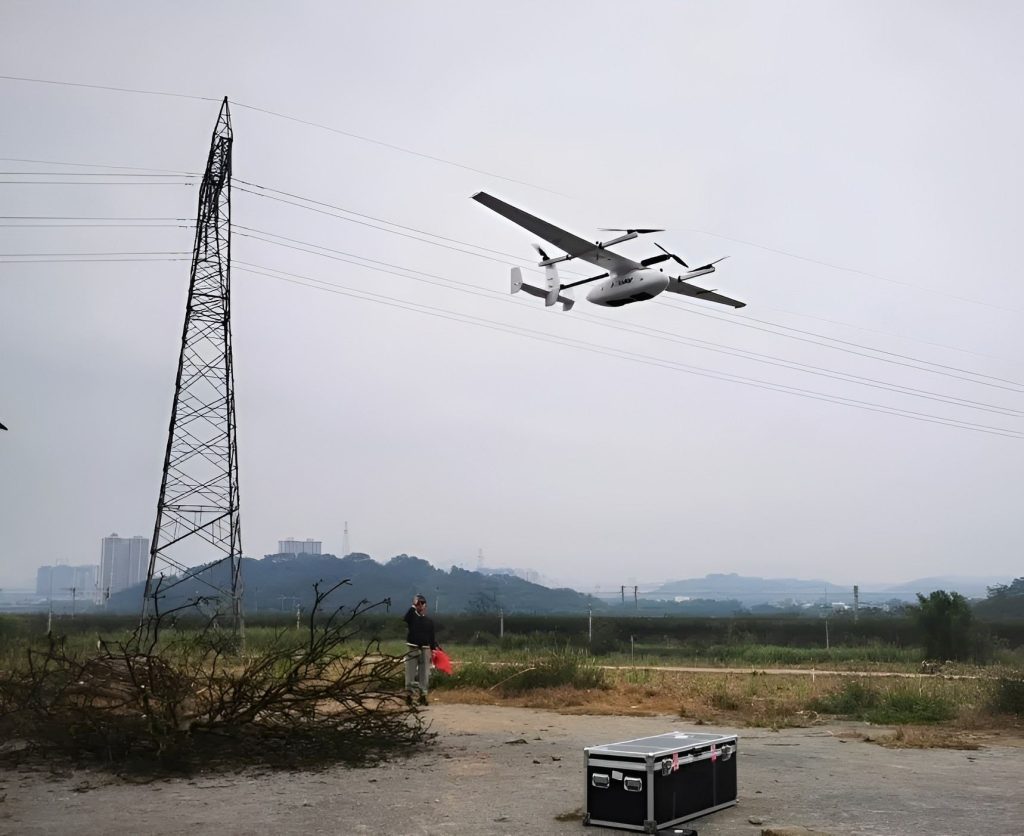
left=587, top=268, right=669, bottom=307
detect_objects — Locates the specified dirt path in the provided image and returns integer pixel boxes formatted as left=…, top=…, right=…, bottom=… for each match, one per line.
left=600, top=664, right=980, bottom=679
left=3, top=704, right=1022, bottom=835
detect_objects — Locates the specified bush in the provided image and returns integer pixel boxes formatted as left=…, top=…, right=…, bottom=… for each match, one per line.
left=990, top=676, right=1024, bottom=717
left=587, top=622, right=620, bottom=656
left=912, top=590, right=978, bottom=662
left=869, top=689, right=956, bottom=724
left=811, top=680, right=880, bottom=715
left=811, top=680, right=954, bottom=724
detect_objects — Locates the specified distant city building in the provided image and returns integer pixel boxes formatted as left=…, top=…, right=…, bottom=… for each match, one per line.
left=99, top=533, right=149, bottom=600
left=36, top=564, right=98, bottom=598
left=277, top=538, right=322, bottom=555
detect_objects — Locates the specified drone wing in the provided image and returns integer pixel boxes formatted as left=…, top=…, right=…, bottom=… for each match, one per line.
left=472, top=191, right=641, bottom=274
left=666, top=278, right=745, bottom=309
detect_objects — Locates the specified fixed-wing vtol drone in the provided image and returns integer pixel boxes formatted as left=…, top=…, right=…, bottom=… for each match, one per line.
left=472, top=191, right=744, bottom=311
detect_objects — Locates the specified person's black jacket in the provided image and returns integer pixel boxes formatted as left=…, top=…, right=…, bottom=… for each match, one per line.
left=403, top=607, right=437, bottom=649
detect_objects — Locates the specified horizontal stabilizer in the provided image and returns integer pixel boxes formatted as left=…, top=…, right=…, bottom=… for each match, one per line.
left=510, top=267, right=574, bottom=310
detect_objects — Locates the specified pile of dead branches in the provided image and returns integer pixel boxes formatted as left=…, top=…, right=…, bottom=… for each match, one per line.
left=0, top=581, right=430, bottom=771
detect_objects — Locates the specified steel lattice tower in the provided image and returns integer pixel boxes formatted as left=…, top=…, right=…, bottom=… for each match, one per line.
left=143, top=98, right=242, bottom=627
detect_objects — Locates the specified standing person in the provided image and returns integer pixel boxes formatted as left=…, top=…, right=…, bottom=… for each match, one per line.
left=403, top=594, right=437, bottom=705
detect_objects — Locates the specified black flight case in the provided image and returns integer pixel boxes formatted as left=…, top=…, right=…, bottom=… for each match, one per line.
left=583, top=731, right=738, bottom=833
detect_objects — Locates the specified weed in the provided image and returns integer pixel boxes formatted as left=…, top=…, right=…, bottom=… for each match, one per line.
left=709, top=685, right=740, bottom=711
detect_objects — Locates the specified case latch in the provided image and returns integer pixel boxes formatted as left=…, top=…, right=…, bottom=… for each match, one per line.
left=591, top=773, right=610, bottom=789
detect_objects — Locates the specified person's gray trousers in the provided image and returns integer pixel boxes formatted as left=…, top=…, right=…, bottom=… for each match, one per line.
left=405, top=645, right=431, bottom=693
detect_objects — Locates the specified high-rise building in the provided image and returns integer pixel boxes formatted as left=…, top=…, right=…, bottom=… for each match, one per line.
left=277, top=538, right=322, bottom=555
left=36, top=563, right=98, bottom=598
left=99, top=533, right=149, bottom=599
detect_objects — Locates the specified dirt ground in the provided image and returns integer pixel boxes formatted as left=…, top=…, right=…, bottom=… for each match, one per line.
left=3, top=703, right=1023, bottom=836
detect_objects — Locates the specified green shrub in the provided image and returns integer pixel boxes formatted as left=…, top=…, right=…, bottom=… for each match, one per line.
left=811, top=680, right=954, bottom=724
left=869, top=689, right=955, bottom=724
left=990, top=676, right=1024, bottom=717
left=587, top=622, right=620, bottom=656
left=811, top=680, right=880, bottom=715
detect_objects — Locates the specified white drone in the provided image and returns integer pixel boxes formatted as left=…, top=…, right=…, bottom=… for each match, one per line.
left=473, top=191, right=743, bottom=311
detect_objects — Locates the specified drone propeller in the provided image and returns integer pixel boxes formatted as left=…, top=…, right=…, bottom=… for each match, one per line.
left=676, top=256, right=730, bottom=281
left=533, top=243, right=550, bottom=261
left=641, top=242, right=689, bottom=269
left=599, top=227, right=664, bottom=235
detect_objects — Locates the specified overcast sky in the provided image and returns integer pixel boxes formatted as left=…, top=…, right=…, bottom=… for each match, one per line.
left=1, top=1, right=1022, bottom=593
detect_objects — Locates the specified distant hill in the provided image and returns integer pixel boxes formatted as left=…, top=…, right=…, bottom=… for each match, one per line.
left=647, top=572, right=1012, bottom=606
left=648, top=573, right=847, bottom=604
left=106, top=552, right=601, bottom=616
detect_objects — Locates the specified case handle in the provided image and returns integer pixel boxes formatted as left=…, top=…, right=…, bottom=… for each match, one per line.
left=623, top=777, right=643, bottom=792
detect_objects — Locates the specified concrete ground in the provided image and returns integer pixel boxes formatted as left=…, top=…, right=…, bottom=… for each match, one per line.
left=2, top=704, right=1022, bottom=835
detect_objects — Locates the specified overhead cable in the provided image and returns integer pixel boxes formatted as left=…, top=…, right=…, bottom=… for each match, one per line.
left=235, top=261, right=1023, bottom=441
left=235, top=225, right=1024, bottom=410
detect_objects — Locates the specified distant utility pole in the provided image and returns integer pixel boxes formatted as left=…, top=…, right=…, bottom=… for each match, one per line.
left=588, top=604, right=593, bottom=643
left=634, top=586, right=639, bottom=610
left=65, top=586, right=78, bottom=619
left=143, top=97, right=243, bottom=636
left=46, top=572, right=53, bottom=635
left=342, top=521, right=350, bottom=557
left=621, top=586, right=626, bottom=605
left=499, top=608, right=504, bottom=639
left=853, top=585, right=860, bottom=623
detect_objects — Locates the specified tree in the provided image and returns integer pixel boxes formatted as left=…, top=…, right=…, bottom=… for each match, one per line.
left=974, top=577, right=1024, bottom=619
left=911, top=590, right=974, bottom=661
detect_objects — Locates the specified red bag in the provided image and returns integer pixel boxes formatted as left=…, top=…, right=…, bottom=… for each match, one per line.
left=431, top=648, right=453, bottom=675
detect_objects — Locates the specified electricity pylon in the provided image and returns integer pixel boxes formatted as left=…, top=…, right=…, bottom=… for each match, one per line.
left=143, top=98, right=242, bottom=631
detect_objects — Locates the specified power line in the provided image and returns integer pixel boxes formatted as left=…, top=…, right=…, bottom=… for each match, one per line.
left=0, top=223, right=190, bottom=228
left=0, top=251, right=188, bottom=257
left=682, top=226, right=1024, bottom=316
left=236, top=181, right=1019, bottom=373
left=0, top=257, right=187, bottom=264
left=235, top=225, right=1024, bottom=416
left=574, top=310, right=1024, bottom=418
left=0, top=156, right=197, bottom=175
left=234, top=260, right=1024, bottom=440
left=752, top=300, right=1022, bottom=366
left=0, top=180, right=196, bottom=186
left=0, top=73, right=562, bottom=196
left=0, top=73, right=218, bottom=102
left=231, top=102, right=566, bottom=196
left=0, top=171, right=190, bottom=177
left=0, top=219, right=187, bottom=222
left=659, top=298, right=1024, bottom=394
left=235, top=184, right=559, bottom=273
left=5, top=72, right=1020, bottom=322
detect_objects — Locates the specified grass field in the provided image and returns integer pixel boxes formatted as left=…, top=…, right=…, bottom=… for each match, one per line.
left=3, top=614, right=1021, bottom=748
